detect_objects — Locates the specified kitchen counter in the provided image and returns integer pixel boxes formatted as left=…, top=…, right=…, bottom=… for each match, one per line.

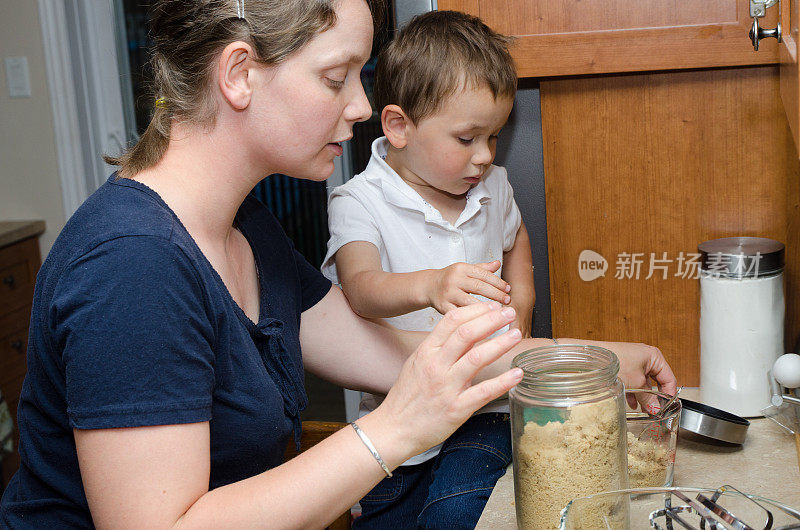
left=0, top=220, right=45, bottom=249
left=476, top=388, right=800, bottom=529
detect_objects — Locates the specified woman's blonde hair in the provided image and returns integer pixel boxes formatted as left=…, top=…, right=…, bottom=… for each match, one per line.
left=374, top=10, right=516, bottom=125
left=107, top=0, right=384, bottom=179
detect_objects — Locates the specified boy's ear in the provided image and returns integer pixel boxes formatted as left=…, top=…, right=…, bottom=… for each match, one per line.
left=218, top=40, right=254, bottom=110
left=381, top=105, right=411, bottom=149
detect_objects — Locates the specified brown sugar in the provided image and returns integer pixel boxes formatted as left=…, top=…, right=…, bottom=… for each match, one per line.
left=626, top=431, right=669, bottom=488
left=513, top=397, right=628, bottom=529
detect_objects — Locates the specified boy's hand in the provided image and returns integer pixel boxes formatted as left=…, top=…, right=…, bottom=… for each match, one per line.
left=428, top=260, right=511, bottom=314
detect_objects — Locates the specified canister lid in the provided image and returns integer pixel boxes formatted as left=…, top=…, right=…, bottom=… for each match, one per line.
left=698, top=236, right=784, bottom=278
left=678, top=398, right=749, bottom=444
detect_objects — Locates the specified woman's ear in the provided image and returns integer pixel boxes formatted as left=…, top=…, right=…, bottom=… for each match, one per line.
left=381, top=105, right=411, bottom=149
left=218, top=41, right=255, bottom=110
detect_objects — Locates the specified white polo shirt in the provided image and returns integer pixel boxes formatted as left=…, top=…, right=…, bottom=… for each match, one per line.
left=321, top=136, right=522, bottom=465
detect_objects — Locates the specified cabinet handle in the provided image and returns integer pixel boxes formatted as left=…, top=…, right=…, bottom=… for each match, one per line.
left=10, top=340, right=24, bottom=353
left=2, top=275, right=15, bottom=288
left=749, top=0, right=782, bottom=51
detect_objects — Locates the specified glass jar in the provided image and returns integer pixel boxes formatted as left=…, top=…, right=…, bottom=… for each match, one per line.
left=697, top=236, right=785, bottom=417
left=510, top=344, right=629, bottom=530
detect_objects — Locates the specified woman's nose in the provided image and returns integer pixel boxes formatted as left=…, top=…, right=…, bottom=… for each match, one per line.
left=344, top=80, right=373, bottom=123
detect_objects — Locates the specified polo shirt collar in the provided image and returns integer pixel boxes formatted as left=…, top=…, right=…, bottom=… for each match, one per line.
left=365, top=137, right=491, bottom=227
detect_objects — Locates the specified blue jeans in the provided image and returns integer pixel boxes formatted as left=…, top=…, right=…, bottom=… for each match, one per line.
left=353, top=413, right=511, bottom=530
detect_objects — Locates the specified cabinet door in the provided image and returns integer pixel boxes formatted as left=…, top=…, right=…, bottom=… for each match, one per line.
left=781, top=0, right=800, bottom=152
left=438, top=0, right=779, bottom=77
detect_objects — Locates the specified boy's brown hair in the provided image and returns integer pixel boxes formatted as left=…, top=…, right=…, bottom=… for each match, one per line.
left=374, top=10, right=516, bottom=124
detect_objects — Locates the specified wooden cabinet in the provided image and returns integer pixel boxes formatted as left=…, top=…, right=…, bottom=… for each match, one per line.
left=539, top=67, right=800, bottom=385
left=439, top=0, right=780, bottom=77
left=0, top=222, right=44, bottom=486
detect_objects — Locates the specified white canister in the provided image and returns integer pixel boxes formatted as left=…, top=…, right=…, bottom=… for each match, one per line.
left=699, top=237, right=785, bottom=417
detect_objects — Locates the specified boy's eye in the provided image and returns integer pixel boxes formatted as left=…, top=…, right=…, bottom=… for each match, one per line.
left=458, top=137, right=474, bottom=145
left=326, top=78, right=345, bottom=90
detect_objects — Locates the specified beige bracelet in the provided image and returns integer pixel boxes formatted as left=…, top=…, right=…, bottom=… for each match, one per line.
left=352, top=422, right=392, bottom=478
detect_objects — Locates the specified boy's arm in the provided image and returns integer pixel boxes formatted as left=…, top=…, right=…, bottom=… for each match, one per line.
left=501, top=222, right=535, bottom=338
left=335, top=241, right=512, bottom=318
left=335, top=241, right=432, bottom=318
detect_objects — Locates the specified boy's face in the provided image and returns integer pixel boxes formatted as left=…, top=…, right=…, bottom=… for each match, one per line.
left=395, top=85, right=514, bottom=197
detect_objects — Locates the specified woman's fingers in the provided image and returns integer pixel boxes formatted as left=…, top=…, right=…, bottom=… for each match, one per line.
left=424, top=302, right=498, bottom=349
left=449, top=327, right=522, bottom=385
left=639, top=350, right=679, bottom=412
left=617, top=343, right=677, bottom=410
left=436, top=306, right=517, bottom=366
left=650, top=351, right=678, bottom=396
left=458, top=367, right=524, bottom=414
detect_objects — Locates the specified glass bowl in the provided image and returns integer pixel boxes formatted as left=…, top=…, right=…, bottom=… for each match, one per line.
left=625, top=389, right=681, bottom=488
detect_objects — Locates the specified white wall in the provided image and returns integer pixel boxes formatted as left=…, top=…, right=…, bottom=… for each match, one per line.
left=0, top=1, right=66, bottom=255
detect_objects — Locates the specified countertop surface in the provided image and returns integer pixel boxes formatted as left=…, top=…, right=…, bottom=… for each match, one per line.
left=0, top=220, right=45, bottom=249
left=476, top=387, right=800, bottom=529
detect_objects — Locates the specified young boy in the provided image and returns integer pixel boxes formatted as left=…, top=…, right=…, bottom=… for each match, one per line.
left=321, top=10, right=534, bottom=529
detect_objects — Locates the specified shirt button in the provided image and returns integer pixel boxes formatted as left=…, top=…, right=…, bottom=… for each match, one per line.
left=450, top=235, right=460, bottom=244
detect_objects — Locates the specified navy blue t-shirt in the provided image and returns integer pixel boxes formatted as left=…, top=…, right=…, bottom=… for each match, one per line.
left=0, top=175, right=331, bottom=528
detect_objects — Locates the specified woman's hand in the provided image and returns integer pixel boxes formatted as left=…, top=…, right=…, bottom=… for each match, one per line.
left=365, top=302, right=523, bottom=461
left=595, top=341, right=677, bottom=409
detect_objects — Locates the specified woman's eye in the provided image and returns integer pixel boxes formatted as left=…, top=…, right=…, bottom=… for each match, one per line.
left=458, top=137, right=474, bottom=145
left=326, top=78, right=345, bottom=90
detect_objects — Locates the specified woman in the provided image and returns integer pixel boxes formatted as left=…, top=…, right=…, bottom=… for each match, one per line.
left=0, top=0, right=676, bottom=527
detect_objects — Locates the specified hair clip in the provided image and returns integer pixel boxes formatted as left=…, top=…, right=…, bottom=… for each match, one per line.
left=154, top=97, right=167, bottom=109
left=236, top=0, right=245, bottom=19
